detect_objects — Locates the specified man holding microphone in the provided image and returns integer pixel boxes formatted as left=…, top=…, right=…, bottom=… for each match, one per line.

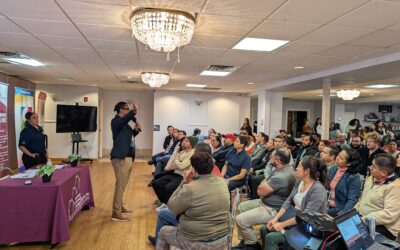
left=110, top=101, right=141, bottom=221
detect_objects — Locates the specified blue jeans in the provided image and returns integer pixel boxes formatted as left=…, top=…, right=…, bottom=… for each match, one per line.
left=155, top=155, right=171, bottom=176
left=152, top=152, right=166, bottom=163
left=155, top=208, right=179, bottom=243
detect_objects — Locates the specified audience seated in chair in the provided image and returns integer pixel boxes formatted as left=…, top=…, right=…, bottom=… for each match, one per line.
left=153, top=130, right=186, bottom=178
left=260, top=156, right=328, bottom=250
left=327, top=148, right=362, bottom=217
left=355, top=153, right=400, bottom=240
left=295, top=133, right=318, bottom=168
left=250, top=132, right=268, bottom=167
left=213, top=133, right=235, bottom=171
left=320, top=145, right=339, bottom=171
left=152, top=136, right=197, bottom=204
left=148, top=143, right=222, bottom=247
left=233, top=148, right=296, bottom=250
left=148, top=126, right=176, bottom=166
left=358, top=132, right=386, bottom=177
left=156, top=150, right=230, bottom=250
left=221, top=135, right=252, bottom=191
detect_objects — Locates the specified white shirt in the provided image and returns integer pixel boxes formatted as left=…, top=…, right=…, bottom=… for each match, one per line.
left=294, top=181, right=310, bottom=209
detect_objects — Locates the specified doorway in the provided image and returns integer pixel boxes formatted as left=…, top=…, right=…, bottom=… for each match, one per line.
left=287, top=110, right=309, bottom=138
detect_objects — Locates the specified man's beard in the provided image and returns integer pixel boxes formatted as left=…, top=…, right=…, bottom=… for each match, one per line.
left=351, top=144, right=361, bottom=149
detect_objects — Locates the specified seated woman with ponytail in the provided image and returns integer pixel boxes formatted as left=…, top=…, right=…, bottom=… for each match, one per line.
left=259, top=156, right=328, bottom=250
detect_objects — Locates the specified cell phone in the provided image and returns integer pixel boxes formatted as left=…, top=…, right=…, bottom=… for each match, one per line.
left=304, top=237, right=322, bottom=250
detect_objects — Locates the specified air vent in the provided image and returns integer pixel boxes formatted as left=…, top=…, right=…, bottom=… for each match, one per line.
left=203, top=87, right=221, bottom=90
left=200, top=65, right=239, bottom=77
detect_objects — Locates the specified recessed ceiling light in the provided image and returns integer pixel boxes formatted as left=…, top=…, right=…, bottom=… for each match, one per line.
left=200, top=70, right=230, bottom=77
left=186, top=83, right=207, bottom=88
left=232, top=37, right=289, bottom=52
left=54, top=76, right=73, bottom=81
left=365, top=84, right=398, bottom=89
left=3, top=57, right=44, bottom=67
left=247, top=82, right=255, bottom=85
left=293, top=66, right=305, bottom=70
left=317, top=94, right=336, bottom=97
left=127, top=76, right=132, bottom=79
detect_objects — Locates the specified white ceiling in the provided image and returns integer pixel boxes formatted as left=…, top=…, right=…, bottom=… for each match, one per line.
left=0, top=0, right=399, bottom=94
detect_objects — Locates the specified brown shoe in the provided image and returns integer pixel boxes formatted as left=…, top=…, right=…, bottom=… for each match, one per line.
left=112, top=211, right=131, bottom=221
left=121, top=206, right=133, bottom=214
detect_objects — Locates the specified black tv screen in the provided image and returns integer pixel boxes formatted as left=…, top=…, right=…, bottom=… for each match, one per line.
left=56, top=105, right=97, bottom=133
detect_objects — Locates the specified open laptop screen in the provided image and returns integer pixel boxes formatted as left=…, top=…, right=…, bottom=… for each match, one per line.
left=334, top=209, right=371, bottom=249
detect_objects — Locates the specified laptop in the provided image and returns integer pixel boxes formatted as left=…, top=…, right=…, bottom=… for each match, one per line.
left=334, top=209, right=392, bottom=250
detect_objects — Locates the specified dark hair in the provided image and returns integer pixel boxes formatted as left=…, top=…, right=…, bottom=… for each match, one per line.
left=238, top=135, right=248, bottom=146
left=190, top=151, right=214, bottom=175
left=258, top=132, right=268, bottom=144
left=285, top=136, right=297, bottom=147
left=114, top=101, right=128, bottom=113
left=195, top=143, right=212, bottom=155
left=302, top=132, right=315, bottom=144
left=352, top=135, right=363, bottom=142
left=318, top=140, right=330, bottom=148
left=209, top=128, right=216, bottom=134
left=341, top=148, right=362, bottom=174
left=386, top=138, right=397, bottom=146
left=193, top=128, right=201, bottom=136
left=300, top=155, right=328, bottom=187
left=349, top=119, right=360, bottom=126
left=325, top=145, right=339, bottom=158
left=212, top=135, right=222, bottom=148
left=243, top=118, right=250, bottom=127
left=167, top=125, right=174, bottom=129
left=274, top=135, right=284, bottom=141
left=25, top=111, right=34, bottom=120
left=373, top=153, right=396, bottom=175
left=180, top=130, right=187, bottom=136
left=275, top=148, right=291, bottom=165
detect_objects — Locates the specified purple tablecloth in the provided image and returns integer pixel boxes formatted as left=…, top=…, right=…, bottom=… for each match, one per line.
left=0, top=164, right=95, bottom=244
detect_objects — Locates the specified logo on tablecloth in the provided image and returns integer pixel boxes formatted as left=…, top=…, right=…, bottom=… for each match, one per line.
left=68, top=175, right=91, bottom=221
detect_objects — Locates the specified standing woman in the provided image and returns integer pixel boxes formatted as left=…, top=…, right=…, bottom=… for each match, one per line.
left=241, top=118, right=253, bottom=136
left=314, top=118, right=322, bottom=135
left=18, top=112, right=47, bottom=169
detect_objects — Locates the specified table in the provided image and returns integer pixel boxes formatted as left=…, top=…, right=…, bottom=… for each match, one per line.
left=0, top=164, right=95, bottom=245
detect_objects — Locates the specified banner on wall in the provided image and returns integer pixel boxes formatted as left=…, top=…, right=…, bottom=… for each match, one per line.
left=0, top=83, right=8, bottom=168
left=37, top=91, right=47, bottom=127
left=15, top=87, right=34, bottom=168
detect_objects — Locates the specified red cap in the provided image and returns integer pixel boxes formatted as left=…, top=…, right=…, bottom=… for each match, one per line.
left=222, top=133, right=236, bottom=142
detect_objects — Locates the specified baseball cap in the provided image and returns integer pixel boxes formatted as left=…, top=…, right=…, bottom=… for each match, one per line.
left=222, top=133, right=236, bottom=142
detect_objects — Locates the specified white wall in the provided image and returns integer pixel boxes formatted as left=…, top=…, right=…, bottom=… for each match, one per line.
left=153, top=91, right=250, bottom=154
left=36, top=84, right=99, bottom=159
left=102, top=90, right=154, bottom=151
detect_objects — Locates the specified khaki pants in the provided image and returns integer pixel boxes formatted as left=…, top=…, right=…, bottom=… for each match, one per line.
left=111, top=157, right=133, bottom=212
left=236, top=199, right=276, bottom=245
left=156, top=226, right=228, bottom=250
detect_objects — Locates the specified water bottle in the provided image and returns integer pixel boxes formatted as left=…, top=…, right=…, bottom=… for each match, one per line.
left=366, top=216, right=376, bottom=240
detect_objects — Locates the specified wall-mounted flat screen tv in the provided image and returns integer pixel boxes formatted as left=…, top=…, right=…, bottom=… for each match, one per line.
left=56, top=104, right=97, bottom=133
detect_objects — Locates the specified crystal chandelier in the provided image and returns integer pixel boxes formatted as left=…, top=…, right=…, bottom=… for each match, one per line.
left=130, top=8, right=195, bottom=53
left=141, top=72, right=170, bottom=88
left=336, top=89, right=360, bottom=100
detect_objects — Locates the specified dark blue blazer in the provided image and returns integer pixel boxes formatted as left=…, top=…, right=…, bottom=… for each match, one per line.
left=328, top=166, right=361, bottom=216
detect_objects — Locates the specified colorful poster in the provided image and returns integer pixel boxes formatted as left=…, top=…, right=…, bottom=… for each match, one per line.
left=36, top=91, right=47, bottom=127
left=15, top=87, right=34, bottom=168
left=0, top=83, right=8, bottom=168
